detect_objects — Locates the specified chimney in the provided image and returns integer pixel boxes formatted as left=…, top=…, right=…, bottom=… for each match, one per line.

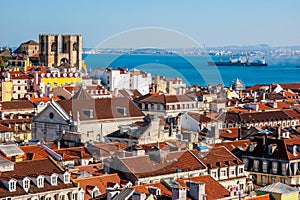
left=210, top=125, right=219, bottom=140
left=172, top=187, right=186, bottom=200
left=238, top=126, right=241, bottom=140
left=149, top=149, right=167, bottom=164
left=262, top=93, right=266, bottom=100
left=273, top=102, right=277, bottom=109
left=189, top=182, right=206, bottom=200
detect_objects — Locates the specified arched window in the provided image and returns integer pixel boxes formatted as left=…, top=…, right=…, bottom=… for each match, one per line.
left=51, top=43, right=57, bottom=52
left=51, top=173, right=58, bottom=186
left=73, top=42, right=78, bottom=51
left=78, top=189, right=85, bottom=200
left=23, top=177, right=30, bottom=192
left=92, top=187, right=100, bottom=198
left=8, top=179, right=16, bottom=192
left=63, top=172, right=70, bottom=184
left=37, top=175, right=44, bottom=188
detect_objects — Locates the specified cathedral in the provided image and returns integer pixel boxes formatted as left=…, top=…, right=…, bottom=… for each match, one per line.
left=39, top=34, right=82, bottom=71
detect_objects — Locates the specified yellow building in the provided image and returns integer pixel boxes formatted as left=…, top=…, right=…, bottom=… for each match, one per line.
left=256, top=182, right=298, bottom=200
left=1, top=81, right=13, bottom=102
left=40, top=72, right=82, bottom=89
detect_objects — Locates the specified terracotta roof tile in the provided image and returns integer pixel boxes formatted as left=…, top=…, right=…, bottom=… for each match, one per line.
left=214, top=140, right=250, bottom=152
left=19, top=145, right=51, bottom=161
left=54, top=147, right=93, bottom=161
left=131, top=182, right=173, bottom=200
left=191, top=147, right=243, bottom=169
left=0, top=100, right=35, bottom=111
left=75, top=173, right=121, bottom=198
left=135, top=93, right=194, bottom=104
left=119, top=150, right=206, bottom=178
left=0, top=158, right=76, bottom=198
left=176, top=175, right=230, bottom=200
left=57, top=97, right=145, bottom=121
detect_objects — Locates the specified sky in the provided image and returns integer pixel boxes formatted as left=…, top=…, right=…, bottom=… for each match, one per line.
left=1, top=0, right=300, bottom=48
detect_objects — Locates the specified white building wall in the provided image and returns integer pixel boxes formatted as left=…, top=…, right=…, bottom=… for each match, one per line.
left=181, top=113, right=200, bottom=132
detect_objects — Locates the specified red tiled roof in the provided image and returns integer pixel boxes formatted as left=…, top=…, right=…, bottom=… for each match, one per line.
left=0, top=158, right=75, bottom=198
left=132, top=182, right=174, bottom=200
left=176, top=175, right=230, bottom=200
left=0, top=100, right=35, bottom=111
left=57, top=97, right=145, bottom=121
left=75, top=173, right=121, bottom=198
left=135, top=93, right=194, bottom=104
left=8, top=70, right=33, bottom=80
left=283, top=109, right=300, bottom=119
left=71, top=163, right=104, bottom=177
left=19, top=145, right=51, bottom=161
left=283, top=91, right=297, bottom=97
left=187, top=112, right=214, bottom=123
left=119, top=150, right=206, bottom=178
left=245, top=84, right=266, bottom=91
left=220, top=127, right=239, bottom=139
left=26, top=66, right=48, bottom=73
left=0, top=124, right=13, bottom=133
left=29, top=96, right=60, bottom=103
left=214, top=140, right=250, bottom=152
left=191, top=147, right=243, bottom=169
left=54, top=147, right=93, bottom=161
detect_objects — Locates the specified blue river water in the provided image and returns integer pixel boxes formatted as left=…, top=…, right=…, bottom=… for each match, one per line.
left=83, top=54, right=300, bottom=87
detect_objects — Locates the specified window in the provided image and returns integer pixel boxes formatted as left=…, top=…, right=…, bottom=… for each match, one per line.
left=282, top=163, right=287, bottom=175
left=263, top=161, right=268, bottom=173
left=37, top=176, right=44, bottom=188
left=272, top=162, right=278, bottom=174
left=271, top=176, right=276, bottom=183
left=72, top=192, right=77, bottom=200
left=261, top=175, right=266, bottom=186
left=238, top=167, right=244, bottom=175
left=23, top=178, right=30, bottom=192
left=51, top=174, right=58, bottom=186
left=230, top=169, right=235, bottom=176
left=92, top=187, right=100, bottom=198
left=63, top=172, right=70, bottom=184
left=8, top=179, right=16, bottom=192
left=221, top=169, right=226, bottom=177
left=79, top=189, right=85, bottom=200
left=254, top=160, right=259, bottom=172
left=211, top=171, right=217, bottom=179
left=280, top=177, right=285, bottom=183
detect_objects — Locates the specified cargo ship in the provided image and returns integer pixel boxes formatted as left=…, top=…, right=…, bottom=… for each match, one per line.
left=208, top=56, right=268, bottom=66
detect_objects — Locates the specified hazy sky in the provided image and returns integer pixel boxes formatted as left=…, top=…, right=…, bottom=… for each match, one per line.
left=1, top=0, right=300, bottom=47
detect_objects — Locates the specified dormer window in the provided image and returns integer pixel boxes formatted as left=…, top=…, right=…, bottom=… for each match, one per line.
left=51, top=173, right=58, bottom=186
left=23, top=177, right=30, bottom=192
left=37, top=175, right=44, bottom=188
left=92, top=187, right=101, bottom=198
left=8, top=179, right=17, bottom=192
left=79, top=188, right=85, bottom=200
left=63, top=172, right=70, bottom=184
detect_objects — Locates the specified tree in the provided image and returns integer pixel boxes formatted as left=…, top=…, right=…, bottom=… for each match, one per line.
left=0, top=56, right=8, bottom=67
